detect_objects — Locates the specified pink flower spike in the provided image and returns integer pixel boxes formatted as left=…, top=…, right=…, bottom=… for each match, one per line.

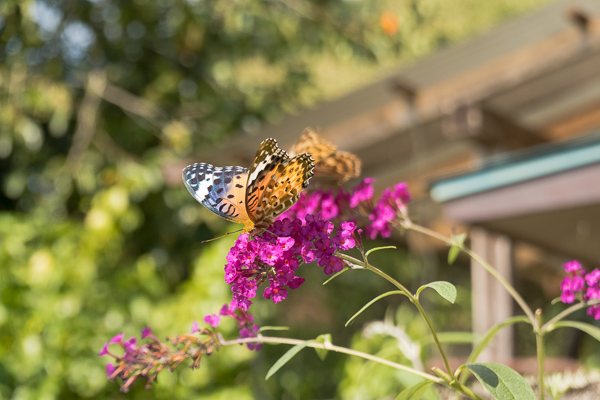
left=124, top=337, right=137, bottom=353
left=203, top=314, right=221, bottom=328
left=220, top=303, right=233, bottom=316
left=141, top=327, right=153, bottom=339
left=98, top=343, right=110, bottom=356
left=564, top=260, right=583, bottom=274
left=109, top=333, right=124, bottom=344
left=349, top=178, right=374, bottom=208
left=585, top=269, right=600, bottom=287
left=106, top=363, right=116, bottom=378
left=191, top=321, right=200, bottom=333
left=561, top=290, right=576, bottom=304
left=587, top=304, right=600, bottom=320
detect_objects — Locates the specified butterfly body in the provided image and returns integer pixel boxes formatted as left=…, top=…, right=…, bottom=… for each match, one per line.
left=183, top=138, right=314, bottom=234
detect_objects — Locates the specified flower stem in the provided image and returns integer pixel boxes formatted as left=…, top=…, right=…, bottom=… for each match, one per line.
left=535, top=309, right=545, bottom=400
left=336, top=252, right=453, bottom=375
left=219, top=335, right=443, bottom=383
left=542, top=299, right=600, bottom=332
left=400, top=220, right=537, bottom=326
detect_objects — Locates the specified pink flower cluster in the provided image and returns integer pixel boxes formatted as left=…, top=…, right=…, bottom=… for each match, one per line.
left=560, top=260, right=600, bottom=320
left=282, top=177, right=411, bottom=240
left=282, top=178, right=374, bottom=222
left=366, top=182, right=410, bottom=239
left=225, top=216, right=358, bottom=312
left=99, top=327, right=219, bottom=392
left=201, top=304, right=261, bottom=350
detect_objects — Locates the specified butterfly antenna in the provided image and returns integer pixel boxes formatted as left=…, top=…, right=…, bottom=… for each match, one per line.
left=201, top=228, right=243, bottom=243
left=263, top=228, right=278, bottom=238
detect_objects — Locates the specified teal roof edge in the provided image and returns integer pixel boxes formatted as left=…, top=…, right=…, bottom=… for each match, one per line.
left=430, top=133, right=600, bottom=202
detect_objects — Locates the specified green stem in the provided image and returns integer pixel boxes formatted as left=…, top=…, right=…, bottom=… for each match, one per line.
left=451, top=381, right=484, bottom=400
left=400, top=220, right=537, bottom=327
left=542, top=299, right=600, bottom=332
left=219, top=335, right=443, bottom=383
left=534, top=309, right=546, bottom=400
left=337, top=252, right=453, bottom=375
left=413, top=300, right=453, bottom=374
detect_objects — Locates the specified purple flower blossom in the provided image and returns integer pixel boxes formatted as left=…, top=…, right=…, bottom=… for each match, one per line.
left=350, top=177, right=374, bottom=208
left=141, top=327, right=153, bottom=339
left=588, top=305, right=600, bottom=320
left=106, top=363, right=116, bottom=378
left=109, top=333, right=124, bottom=344
left=100, top=326, right=220, bottom=392
left=203, top=314, right=221, bottom=328
left=563, top=260, right=583, bottom=274
left=586, top=287, right=600, bottom=302
left=560, top=260, right=600, bottom=320
left=223, top=216, right=357, bottom=313
left=99, top=343, right=110, bottom=356
left=191, top=321, right=200, bottom=333
left=282, top=178, right=375, bottom=223
left=220, top=303, right=261, bottom=349
left=585, top=269, right=600, bottom=287
left=366, top=182, right=411, bottom=240
left=124, top=337, right=137, bottom=353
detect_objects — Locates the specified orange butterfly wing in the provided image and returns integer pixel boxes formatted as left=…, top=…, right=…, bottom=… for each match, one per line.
left=290, top=129, right=361, bottom=183
left=250, top=153, right=314, bottom=232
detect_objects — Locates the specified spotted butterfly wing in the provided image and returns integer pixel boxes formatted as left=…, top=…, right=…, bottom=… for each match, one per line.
left=182, top=163, right=253, bottom=230
left=290, top=128, right=361, bottom=183
left=183, top=138, right=314, bottom=234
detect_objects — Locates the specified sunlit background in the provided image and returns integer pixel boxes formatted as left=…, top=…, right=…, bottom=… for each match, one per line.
left=4, top=0, right=600, bottom=398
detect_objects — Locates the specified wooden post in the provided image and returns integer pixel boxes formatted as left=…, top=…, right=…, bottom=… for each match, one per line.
left=471, top=228, right=514, bottom=362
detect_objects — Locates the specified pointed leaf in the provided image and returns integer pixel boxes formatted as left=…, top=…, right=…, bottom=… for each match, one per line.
left=345, top=290, right=405, bottom=327
left=550, top=320, right=600, bottom=342
left=447, top=233, right=466, bottom=265
left=466, top=363, right=535, bottom=400
left=258, top=326, right=290, bottom=333
left=365, top=245, right=397, bottom=258
left=395, top=381, right=433, bottom=400
left=464, top=316, right=529, bottom=370
left=266, top=343, right=307, bottom=380
left=416, top=281, right=457, bottom=304
left=323, top=267, right=349, bottom=285
left=314, top=334, right=332, bottom=360
left=448, top=246, right=461, bottom=265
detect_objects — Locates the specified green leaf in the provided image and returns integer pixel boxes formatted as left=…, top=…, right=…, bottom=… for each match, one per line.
left=550, top=320, right=600, bottom=342
left=464, top=316, right=530, bottom=372
left=314, top=334, right=332, bottom=360
left=266, top=343, right=307, bottom=380
left=550, top=297, right=562, bottom=305
left=466, top=363, right=535, bottom=400
left=395, top=381, right=433, bottom=400
left=416, top=281, right=457, bottom=304
left=365, top=245, right=397, bottom=258
left=345, top=290, right=405, bottom=327
left=322, top=267, right=349, bottom=285
left=258, top=326, right=290, bottom=333
left=447, top=233, right=466, bottom=265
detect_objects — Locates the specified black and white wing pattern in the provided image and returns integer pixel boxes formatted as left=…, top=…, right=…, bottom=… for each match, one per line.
left=182, top=163, right=252, bottom=229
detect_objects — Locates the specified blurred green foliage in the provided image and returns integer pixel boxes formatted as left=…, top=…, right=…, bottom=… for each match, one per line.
left=0, top=0, right=551, bottom=398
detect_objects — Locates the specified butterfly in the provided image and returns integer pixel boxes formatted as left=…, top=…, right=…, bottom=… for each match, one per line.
left=289, top=128, right=361, bottom=184
left=183, top=138, right=315, bottom=234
